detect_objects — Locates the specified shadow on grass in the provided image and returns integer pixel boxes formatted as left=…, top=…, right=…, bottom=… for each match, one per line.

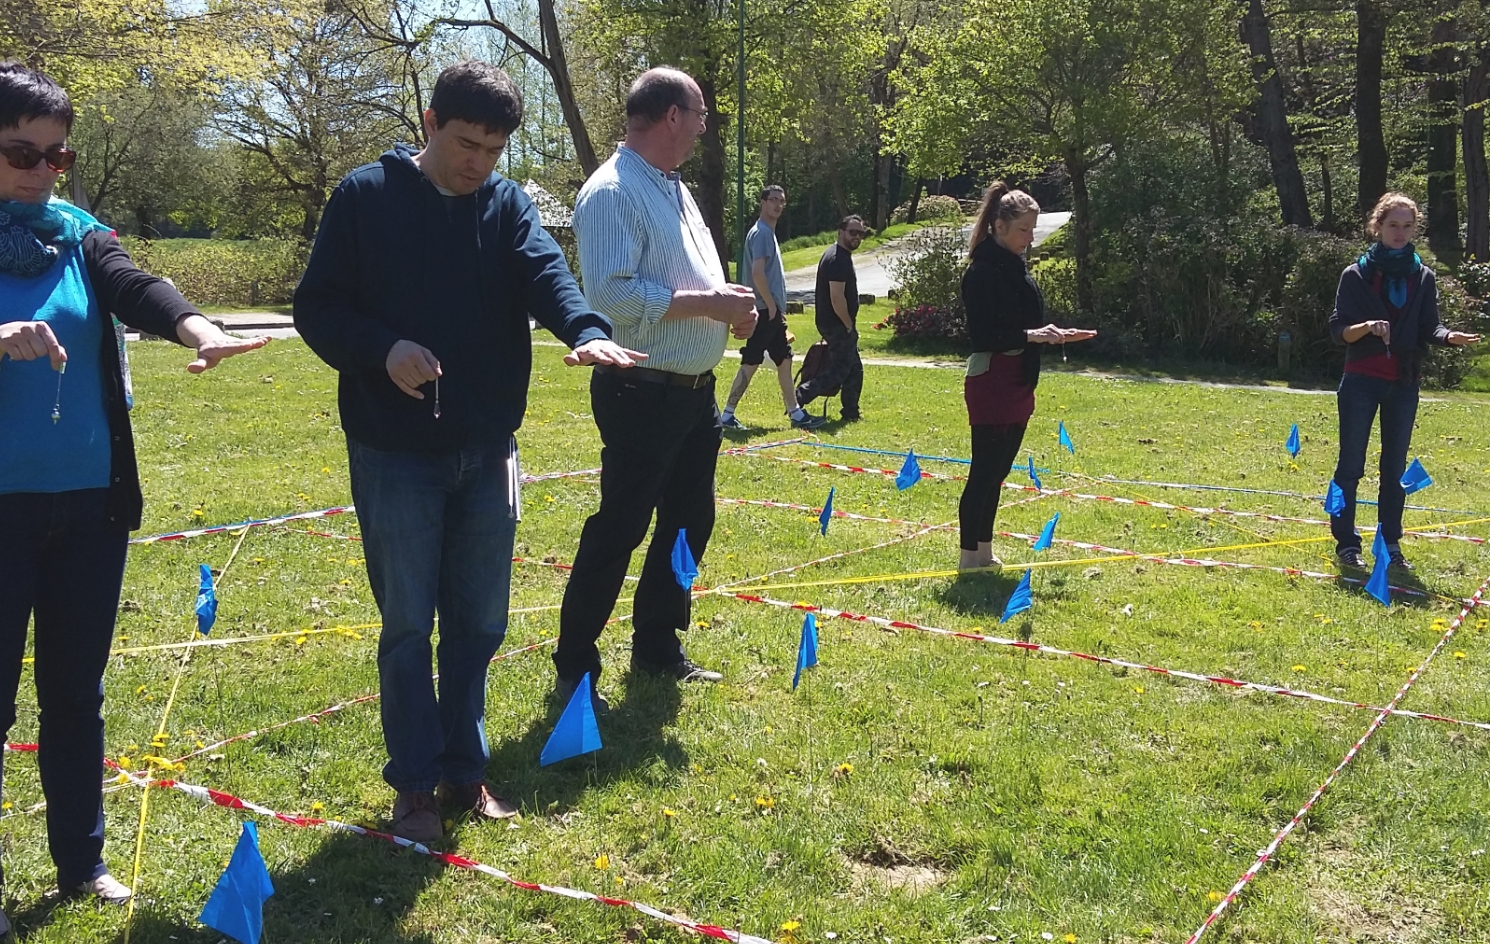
left=1322, top=562, right=1440, bottom=609
left=484, top=671, right=685, bottom=817
left=935, top=569, right=1025, bottom=620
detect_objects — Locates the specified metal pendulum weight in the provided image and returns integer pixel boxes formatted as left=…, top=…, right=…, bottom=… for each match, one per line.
left=433, top=376, right=441, bottom=420
left=52, top=361, right=66, bottom=423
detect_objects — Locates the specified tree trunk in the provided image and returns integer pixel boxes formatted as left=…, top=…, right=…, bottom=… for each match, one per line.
left=1240, top=0, right=1312, bottom=227
left=1321, top=151, right=1335, bottom=232
left=537, top=0, right=599, bottom=178
left=1427, top=18, right=1463, bottom=259
left=868, top=151, right=887, bottom=230
left=905, top=177, right=924, bottom=223
left=1355, top=0, right=1388, bottom=218
left=825, top=151, right=849, bottom=221
left=1067, top=151, right=1095, bottom=314
left=1466, top=45, right=1490, bottom=261
left=695, top=74, right=731, bottom=278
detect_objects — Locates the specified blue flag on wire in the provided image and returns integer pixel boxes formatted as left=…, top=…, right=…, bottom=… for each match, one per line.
left=1400, top=458, right=1432, bottom=495
left=1000, top=570, right=1033, bottom=623
left=1032, top=513, right=1060, bottom=551
left=1058, top=421, right=1074, bottom=455
left=895, top=450, right=921, bottom=490
left=198, top=820, right=274, bottom=944
left=540, top=672, right=602, bottom=766
left=1286, top=423, right=1301, bottom=458
left=195, top=564, right=218, bottom=635
left=792, top=613, right=819, bottom=690
left=671, top=529, right=697, bottom=590
left=1324, top=480, right=1346, bottom=516
left=819, top=487, right=835, bottom=536
left=1366, top=528, right=1392, bottom=606
left=1027, top=454, right=1042, bottom=492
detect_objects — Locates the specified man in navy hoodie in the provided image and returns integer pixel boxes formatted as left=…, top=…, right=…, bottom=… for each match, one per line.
left=294, top=61, right=641, bottom=842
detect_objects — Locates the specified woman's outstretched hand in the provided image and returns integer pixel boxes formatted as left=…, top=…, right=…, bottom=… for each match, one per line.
left=175, top=314, right=270, bottom=373
left=1026, top=324, right=1098, bottom=344
left=1447, top=330, right=1482, bottom=346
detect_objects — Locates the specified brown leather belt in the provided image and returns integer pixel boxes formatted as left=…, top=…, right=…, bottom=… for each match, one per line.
left=596, top=364, right=715, bottom=389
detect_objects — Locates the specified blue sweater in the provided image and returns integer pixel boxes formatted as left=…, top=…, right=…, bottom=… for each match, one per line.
left=294, top=146, right=611, bottom=451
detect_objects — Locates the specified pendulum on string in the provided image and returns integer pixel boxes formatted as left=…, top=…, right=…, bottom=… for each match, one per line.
left=51, top=361, right=66, bottom=423
left=433, top=376, right=441, bottom=419
left=1062, top=341, right=1068, bottom=363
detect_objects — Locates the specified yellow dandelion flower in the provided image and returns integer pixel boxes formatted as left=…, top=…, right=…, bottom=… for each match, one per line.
left=1207, top=890, right=1224, bottom=903
left=1292, top=664, right=1307, bottom=673
left=833, top=763, right=854, bottom=778
left=1065, top=935, right=1078, bottom=943
left=311, top=801, right=324, bottom=813
left=755, top=795, right=775, bottom=810
left=1, top=801, right=12, bottom=810
left=1133, top=686, right=1145, bottom=694
left=781, top=920, right=801, bottom=932
left=117, top=757, right=132, bottom=770
left=593, top=854, right=610, bottom=870
left=1454, top=651, right=1468, bottom=659
left=191, top=509, right=204, bottom=518
left=662, top=808, right=676, bottom=818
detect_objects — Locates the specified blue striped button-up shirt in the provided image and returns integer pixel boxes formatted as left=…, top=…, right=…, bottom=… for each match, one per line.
left=572, top=145, right=728, bottom=375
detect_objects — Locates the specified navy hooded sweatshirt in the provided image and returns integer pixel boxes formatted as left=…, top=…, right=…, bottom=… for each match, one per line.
left=294, top=144, right=611, bottom=452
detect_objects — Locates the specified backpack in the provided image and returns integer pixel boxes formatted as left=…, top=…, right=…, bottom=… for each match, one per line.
left=794, top=339, right=841, bottom=400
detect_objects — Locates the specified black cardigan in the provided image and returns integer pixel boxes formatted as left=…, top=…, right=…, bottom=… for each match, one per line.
left=961, top=237, right=1045, bottom=386
left=78, top=230, right=198, bottom=530
left=1328, top=261, right=1450, bottom=382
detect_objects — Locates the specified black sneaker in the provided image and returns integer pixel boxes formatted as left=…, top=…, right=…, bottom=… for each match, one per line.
left=840, top=410, right=863, bottom=422
left=1337, top=548, right=1367, bottom=570
left=630, top=656, right=723, bottom=683
left=553, top=676, right=609, bottom=712
left=1388, top=551, right=1414, bottom=572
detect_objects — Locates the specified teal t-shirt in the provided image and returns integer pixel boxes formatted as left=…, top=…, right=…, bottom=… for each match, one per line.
left=744, top=219, right=787, bottom=312
left=0, top=246, right=111, bottom=494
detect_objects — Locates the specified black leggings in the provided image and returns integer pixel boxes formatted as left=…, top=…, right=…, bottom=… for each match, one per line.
left=958, top=423, right=1029, bottom=551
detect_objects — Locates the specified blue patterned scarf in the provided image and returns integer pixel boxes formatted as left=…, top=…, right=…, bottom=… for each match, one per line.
left=0, top=197, right=111, bottom=278
left=1358, top=242, right=1421, bottom=310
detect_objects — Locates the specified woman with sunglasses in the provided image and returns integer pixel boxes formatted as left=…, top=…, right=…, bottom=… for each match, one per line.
left=0, top=62, right=268, bottom=923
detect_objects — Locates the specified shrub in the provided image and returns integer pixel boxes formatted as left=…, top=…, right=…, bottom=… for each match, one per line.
left=889, top=193, right=963, bottom=225
left=121, top=237, right=307, bottom=307
left=887, top=225, right=966, bottom=313
left=883, top=303, right=967, bottom=343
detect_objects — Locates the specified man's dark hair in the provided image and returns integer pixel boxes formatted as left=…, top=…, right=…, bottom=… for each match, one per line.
left=0, top=62, right=74, bottom=133
left=838, top=214, right=866, bottom=231
left=428, top=61, right=523, bottom=135
left=759, top=184, right=784, bottom=203
left=626, top=68, right=693, bottom=125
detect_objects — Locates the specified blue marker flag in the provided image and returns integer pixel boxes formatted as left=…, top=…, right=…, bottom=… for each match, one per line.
left=540, top=672, right=603, bottom=766
left=1400, top=458, right=1432, bottom=495
left=999, top=570, right=1033, bottom=623
left=671, top=528, right=697, bottom=590
left=1286, top=423, right=1301, bottom=458
left=895, top=450, right=921, bottom=490
left=1324, top=480, right=1346, bottom=516
left=1032, top=513, right=1060, bottom=551
left=199, top=820, right=274, bottom=944
left=195, top=564, right=218, bottom=635
left=1365, top=528, right=1391, bottom=606
left=819, top=487, right=835, bottom=536
left=1058, top=421, right=1074, bottom=455
left=1027, top=454, right=1042, bottom=492
left=792, top=613, right=819, bottom=690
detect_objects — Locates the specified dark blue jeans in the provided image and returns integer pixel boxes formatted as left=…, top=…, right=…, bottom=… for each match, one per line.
left=0, top=488, right=127, bottom=889
left=348, top=437, right=517, bottom=793
left=1331, top=372, right=1419, bottom=553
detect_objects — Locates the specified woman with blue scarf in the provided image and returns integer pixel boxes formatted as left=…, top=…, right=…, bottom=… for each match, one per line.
left=0, top=63, right=268, bottom=925
left=1326, top=192, right=1480, bottom=571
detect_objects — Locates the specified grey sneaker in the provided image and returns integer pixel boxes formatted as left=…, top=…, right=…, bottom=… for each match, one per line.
left=790, top=412, right=827, bottom=430
left=720, top=414, right=746, bottom=430
left=1337, top=548, right=1367, bottom=570
left=76, top=872, right=132, bottom=905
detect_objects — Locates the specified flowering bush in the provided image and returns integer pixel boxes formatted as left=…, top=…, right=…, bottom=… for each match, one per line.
left=890, top=193, right=964, bottom=224
left=883, top=303, right=967, bottom=342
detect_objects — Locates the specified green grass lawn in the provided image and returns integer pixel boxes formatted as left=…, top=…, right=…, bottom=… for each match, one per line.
left=3, top=338, right=1489, bottom=942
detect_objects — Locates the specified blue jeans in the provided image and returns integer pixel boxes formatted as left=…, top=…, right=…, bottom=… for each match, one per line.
left=1331, top=372, right=1419, bottom=553
left=348, top=437, right=517, bottom=793
left=0, top=488, right=127, bottom=889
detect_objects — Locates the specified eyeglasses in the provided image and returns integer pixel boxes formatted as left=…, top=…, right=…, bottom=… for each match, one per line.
left=678, top=105, right=709, bottom=124
left=0, top=144, right=77, bottom=172
left=845, top=229, right=869, bottom=238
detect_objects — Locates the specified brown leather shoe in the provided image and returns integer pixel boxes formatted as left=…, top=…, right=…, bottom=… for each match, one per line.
left=390, top=790, right=442, bottom=842
left=436, top=780, right=518, bottom=821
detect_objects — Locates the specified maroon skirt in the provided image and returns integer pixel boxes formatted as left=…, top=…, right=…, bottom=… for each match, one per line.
left=964, top=353, right=1035, bottom=427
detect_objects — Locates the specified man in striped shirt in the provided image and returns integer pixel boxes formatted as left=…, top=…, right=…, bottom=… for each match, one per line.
left=554, top=67, right=757, bottom=706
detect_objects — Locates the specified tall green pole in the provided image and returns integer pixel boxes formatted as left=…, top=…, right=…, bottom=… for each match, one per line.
left=736, top=0, right=747, bottom=282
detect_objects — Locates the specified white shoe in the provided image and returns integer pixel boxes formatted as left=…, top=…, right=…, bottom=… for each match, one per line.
left=76, top=872, right=133, bottom=905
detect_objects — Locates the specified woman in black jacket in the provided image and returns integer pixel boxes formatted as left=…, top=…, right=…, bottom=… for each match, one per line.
left=1326, top=192, right=1479, bottom=571
left=957, top=182, right=1095, bottom=571
left=0, top=63, right=267, bottom=921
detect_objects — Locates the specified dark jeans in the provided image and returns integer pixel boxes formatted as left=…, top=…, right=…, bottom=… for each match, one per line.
left=797, top=323, right=863, bottom=414
left=1330, top=372, right=1419, bottom=553
left=348, top=437, right=517, bottom=793
left=555, top=369, right=721, bottom=683
left=0, top=488, right=127, bottom=889
left=958, top=424, right=1029, bottom=551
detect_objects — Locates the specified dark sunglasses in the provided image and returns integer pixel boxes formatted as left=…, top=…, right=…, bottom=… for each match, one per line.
left=0, top=144, right=77, bottom=172
left=845, top=228, right=869, bottom=238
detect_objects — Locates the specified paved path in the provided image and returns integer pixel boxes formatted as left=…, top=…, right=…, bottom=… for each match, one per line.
left=783, top=211, right=1071, bottom=301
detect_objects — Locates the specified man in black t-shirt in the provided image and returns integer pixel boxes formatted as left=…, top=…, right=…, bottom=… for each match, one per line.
left=796, top=214, right=867, bottom=420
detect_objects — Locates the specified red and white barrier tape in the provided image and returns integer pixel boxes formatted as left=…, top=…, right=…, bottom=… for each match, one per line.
left=1184, top=575, right=1490, bottom=944
left=136, top=775, right=776, bottom=944
left=707, top=524, right=948, bottom=590
left=737, top=452, right=966, bottom=482
left=719, top=593, right=1490, bottom=733
left=130, top=506, right=356, bottom=546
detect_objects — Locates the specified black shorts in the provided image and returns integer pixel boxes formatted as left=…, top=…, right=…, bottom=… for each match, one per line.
left=739, top=309, right=793, bottom=366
